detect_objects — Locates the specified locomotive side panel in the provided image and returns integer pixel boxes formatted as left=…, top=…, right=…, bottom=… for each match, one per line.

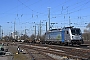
left=44, top=30, right=65, bottom=44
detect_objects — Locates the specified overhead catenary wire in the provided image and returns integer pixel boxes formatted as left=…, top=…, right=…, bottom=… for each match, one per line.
left=50, top=1, right=90, bottom=25
left=51, top=0, right=90, bottom=17
left=1, top=0, right=90, bottom=22
left=1, top=0, right=90, bottom=19
left=1, top=0, right=90, bottom=34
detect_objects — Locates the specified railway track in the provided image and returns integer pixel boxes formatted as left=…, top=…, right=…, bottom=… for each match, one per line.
left=6, top=42, right=90, bottom=60
left=21, top=46, right=55, bottom=60
left=19, top=43, right=90, bottom=60
left=7, top=42, right=55, bottom=60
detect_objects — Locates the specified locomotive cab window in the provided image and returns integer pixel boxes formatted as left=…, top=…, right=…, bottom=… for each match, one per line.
left=67, top=31, right=69, bottom=34
left=71, top=28, right=81, bottom=35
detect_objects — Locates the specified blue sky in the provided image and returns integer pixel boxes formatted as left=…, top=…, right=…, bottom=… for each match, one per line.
left=0, top=0, right=90, bottom=36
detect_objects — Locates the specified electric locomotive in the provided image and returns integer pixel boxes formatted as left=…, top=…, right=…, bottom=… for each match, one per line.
left=44, top=26, right=84, bottom=45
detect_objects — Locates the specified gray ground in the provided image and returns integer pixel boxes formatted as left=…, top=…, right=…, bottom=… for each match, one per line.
left=0, top=43, right=30, bottom=60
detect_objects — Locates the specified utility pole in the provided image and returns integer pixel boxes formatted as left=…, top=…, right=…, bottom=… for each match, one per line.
left=7, top=21, right=16, bottom=39
left=35, top=25, right=36, bottom=39
left=25, top=29, right=29, bottom=35
left=40, top=20, right=47, bottom=36
left=46, top=22, right=47, bottom=32
left=33, top=22, right=37, bottom=40
left=48, top=7, right=50, bottom=30
left=25, top=29, right=28, bottom=40
left=42, top=20, right=47, bottom=32
left=0, top=25, right=1, bottom=40
left=25, top=29, right=26, bottom=35
left=40, top=20, right=41, bottom=36
left=14, top=21, right=15, bottom=39
left=38, top=25, right=39, bottom=37
left=2, top=29, right=3, bottom=39
left=69, top=16, right=71, bottom=26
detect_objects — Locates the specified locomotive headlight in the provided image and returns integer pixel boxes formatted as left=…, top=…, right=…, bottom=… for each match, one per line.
left=72, top=36, right=75, bottom=40
left=79, top=36, right=82, bottom=39
left=72, top=36, right=73, bottom=38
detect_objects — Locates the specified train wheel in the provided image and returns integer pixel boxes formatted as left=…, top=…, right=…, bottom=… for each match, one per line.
left=71, top=43, right=74, bottom=46
left=65, top=42, right=69, bottom=46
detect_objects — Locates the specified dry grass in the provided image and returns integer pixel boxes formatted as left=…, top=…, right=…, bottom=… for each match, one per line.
left=8, top=45, right=31, bottom=60
left=13, top=54, right=31, bottom=60
left=84, top=40, right=90, bottom=44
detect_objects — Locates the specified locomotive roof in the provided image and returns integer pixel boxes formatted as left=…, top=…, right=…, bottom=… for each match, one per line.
left=63, top=26, right=74, bottom=29
left=49, top=28, right=61, bottom=31
left=63, top=26, right=80, bottom=29
left=45, top=29, right=62, bottom=33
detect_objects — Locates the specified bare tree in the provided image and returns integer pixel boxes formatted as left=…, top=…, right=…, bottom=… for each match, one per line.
left=29, top=34, right=35, bottom=43
left=83, top=23, right=90, bottom=41
left=86, top=23, right=90, bottom=32
left=84, top=29, right=89, bottom=33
